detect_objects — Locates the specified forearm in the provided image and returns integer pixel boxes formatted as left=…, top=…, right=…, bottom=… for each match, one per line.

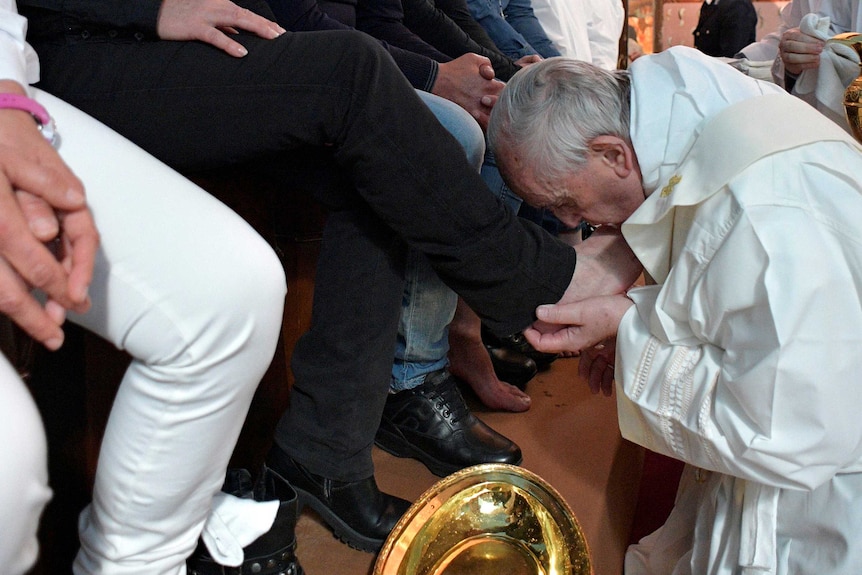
left=401, top=0, right=518, bottom=79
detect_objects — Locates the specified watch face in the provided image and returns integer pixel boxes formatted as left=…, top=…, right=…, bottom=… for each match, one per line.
left=39, top=117, right=59, bottom=149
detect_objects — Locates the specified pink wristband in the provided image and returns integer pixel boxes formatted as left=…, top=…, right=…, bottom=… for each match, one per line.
left=0, top=92, right=59, bottom=147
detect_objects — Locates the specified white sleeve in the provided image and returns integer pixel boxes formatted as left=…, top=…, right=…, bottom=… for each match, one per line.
left=615, top=168, right=862, bottom=492
left=0, top=0, right=39, bottom=87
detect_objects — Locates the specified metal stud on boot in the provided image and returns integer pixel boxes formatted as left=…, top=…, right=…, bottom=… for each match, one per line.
left=187, top=468, right=304, bottom=575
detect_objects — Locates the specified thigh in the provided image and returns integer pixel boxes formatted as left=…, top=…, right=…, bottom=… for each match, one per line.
left=33, top=29, right=391, bottom=172
left=34, top=89, right=285, bottom=364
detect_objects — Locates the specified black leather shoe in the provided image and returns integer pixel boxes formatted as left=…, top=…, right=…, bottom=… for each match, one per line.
left=486, top=343, right=538, bottom=389
left=375, top=370, right=523, bottom=477
left=187, top=468, right=304, bottom=575
left=265, top=445, right=410, bottom=553
left=482, top=325, right=559, bottom=370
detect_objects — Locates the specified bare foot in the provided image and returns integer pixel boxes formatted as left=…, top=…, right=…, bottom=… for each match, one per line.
left=448, top=299, right=531, bottom=412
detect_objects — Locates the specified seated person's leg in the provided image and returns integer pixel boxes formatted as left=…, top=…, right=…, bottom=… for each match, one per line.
left=39, top=91, right=288, bottom=573
left=269, top=202, right=413, bottom=553
left=0, top=353, right=51, bottom=575
left=394, top=92, right=529, bottom=424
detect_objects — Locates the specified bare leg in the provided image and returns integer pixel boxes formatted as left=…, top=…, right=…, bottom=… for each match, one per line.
left=448, top=298, right=531, bottom=412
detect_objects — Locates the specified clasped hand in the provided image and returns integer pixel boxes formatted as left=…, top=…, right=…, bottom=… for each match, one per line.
left=0, top=85, right=98, bottom=350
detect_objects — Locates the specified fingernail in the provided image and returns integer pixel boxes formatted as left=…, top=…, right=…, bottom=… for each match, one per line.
left=236, top=46, right=248, bottom=57
left=30, top=217, right=57, bottom=238
left=66, top=187, right=85, bottom=204
left=45, top=335, right=64, bottom=350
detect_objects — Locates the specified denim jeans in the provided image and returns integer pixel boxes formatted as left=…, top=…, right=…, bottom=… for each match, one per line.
left=482, top=147, right=524, bottom=213
left=391, top=92, right=485, bottom=391
left=466, top=0, right=561, bottom=59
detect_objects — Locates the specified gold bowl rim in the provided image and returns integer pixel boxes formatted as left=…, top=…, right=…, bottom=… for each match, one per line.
left=373, top=463, right=593, bottom=575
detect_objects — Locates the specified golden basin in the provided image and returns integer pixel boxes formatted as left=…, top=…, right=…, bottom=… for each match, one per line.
left=373, top=464, right=592, bottom=575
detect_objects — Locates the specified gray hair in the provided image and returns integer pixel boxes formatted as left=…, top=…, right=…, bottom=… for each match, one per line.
left=488, top=58, right=632, bottom=181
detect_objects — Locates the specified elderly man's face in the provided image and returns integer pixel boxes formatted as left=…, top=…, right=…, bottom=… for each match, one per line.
left=497, top=138, right=644, bottom=228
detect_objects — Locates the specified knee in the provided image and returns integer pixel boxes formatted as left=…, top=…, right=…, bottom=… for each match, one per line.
left=418, top=91, right=486, bottom=170
left=217, top=239, right=287, bottom=342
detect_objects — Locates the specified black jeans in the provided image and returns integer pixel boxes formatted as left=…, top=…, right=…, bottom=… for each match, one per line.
left=27, top=8, right=576, bottom=480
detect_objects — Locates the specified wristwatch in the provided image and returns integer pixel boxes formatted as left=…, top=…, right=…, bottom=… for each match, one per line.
left=0, top=93, right=59, bottom=148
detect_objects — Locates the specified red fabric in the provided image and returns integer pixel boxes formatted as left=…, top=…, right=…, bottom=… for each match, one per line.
left=628, top=451, right=685, bottom=544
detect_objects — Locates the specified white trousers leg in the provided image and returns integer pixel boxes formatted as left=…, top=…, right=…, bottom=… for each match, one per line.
left=32, top=91, right=287, bottom=574
left=0, top=352, right=52, bottom=575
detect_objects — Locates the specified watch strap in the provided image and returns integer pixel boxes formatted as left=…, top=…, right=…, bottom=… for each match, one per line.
left=0, top=93, right=59, bottom=147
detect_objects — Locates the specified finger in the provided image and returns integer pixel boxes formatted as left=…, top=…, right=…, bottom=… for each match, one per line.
left=588, top=357, right=605, bottom=395
left=0, top=257, right=65, bottom=350
left=0, top=186, right=72, bottom=306
left=58, top=208, right=98, bottom=310
left=5, top=149, right=86, bottom=211
left=218, top=4, right=285, bottom=41
left=578, top=352, right=593, bottom=384
left=601, top=366, right=614, bottom=397
left=479, top=63, right=496, bottom=80
left=472, top=108, right=490, bottom=131
left=199, top=25, right=251, bottom=57
left=16, top=190, right=60, bottom=242
left=523, top=326, right=568, bottom=353
left=536, top=302, right=585, bottom=326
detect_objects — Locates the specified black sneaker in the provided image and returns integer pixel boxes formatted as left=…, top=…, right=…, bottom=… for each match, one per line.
left=375, top=369, right=523, bottom=477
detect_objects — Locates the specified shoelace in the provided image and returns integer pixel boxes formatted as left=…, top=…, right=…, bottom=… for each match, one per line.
left=426, top=377, right=470, bottom=424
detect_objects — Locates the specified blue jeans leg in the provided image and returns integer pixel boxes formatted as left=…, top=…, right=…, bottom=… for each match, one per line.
left=391, top=92, right=485, bottom=391
left=503, top=0, right=561, bottom=58
left=466, top=0, right=538, bottom=60
left=482, top=147, right=523, bottom=213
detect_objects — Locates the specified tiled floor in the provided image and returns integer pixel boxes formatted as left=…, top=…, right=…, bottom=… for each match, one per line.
left=293, top=355, right=646, bottom=575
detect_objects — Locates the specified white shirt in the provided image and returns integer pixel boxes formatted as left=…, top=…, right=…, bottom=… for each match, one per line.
left=0, top=0, right=39, bottom=87
left=529, top=0, right=623, bottom=70
left=619, top=46, right=862, bottom=575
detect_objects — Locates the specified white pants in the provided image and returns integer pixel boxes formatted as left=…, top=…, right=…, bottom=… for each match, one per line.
left=0, top=90, right=287, bottom=574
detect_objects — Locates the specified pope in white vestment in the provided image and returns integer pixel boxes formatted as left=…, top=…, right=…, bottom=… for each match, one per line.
left=489, top=46, right=862, bottom=575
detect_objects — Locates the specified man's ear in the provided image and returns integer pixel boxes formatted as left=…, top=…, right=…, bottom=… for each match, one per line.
left=590, top=135, right=634, bottom=178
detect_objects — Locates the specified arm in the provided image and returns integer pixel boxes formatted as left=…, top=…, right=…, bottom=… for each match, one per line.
left=501, top=0, right=558, bottom=58
left=356, top=0, right=450, bottom=60
left=464, top=0, right=537, bottom=59
left=433, top=0, right=503, bottom=54
left=350, top=0, right=504, bottom=127
left=616, top=192, right=862, bottom=490
left=400, top=0, right=521, bottom=80
left=265, top=0, right=440, bottom=90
